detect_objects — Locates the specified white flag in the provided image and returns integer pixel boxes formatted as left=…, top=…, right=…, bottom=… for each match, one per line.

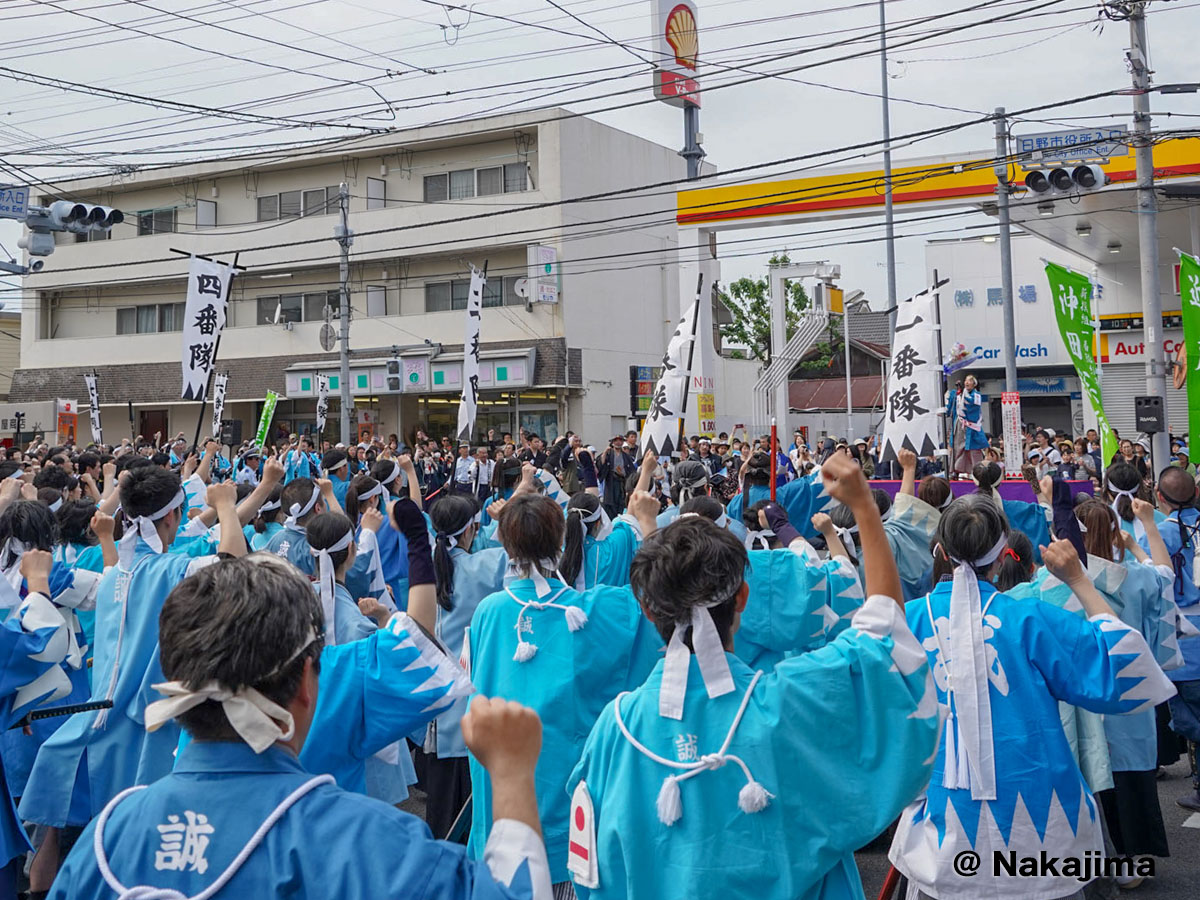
left=83, top=372, right=102, bottom=445
left=640, top=294, right=701, bottom=458
left=456, top=265, right=486, bottom=441
left=880, top=292, right=941, bottom=462
left=316, top=374, right=329, bottom=433
left=211, top=372, right=228, bottom=439
left=181, top=256, right=234, bottom=401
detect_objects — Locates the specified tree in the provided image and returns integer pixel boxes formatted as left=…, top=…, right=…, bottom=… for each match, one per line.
left=718, top=254, right=812, bottom=365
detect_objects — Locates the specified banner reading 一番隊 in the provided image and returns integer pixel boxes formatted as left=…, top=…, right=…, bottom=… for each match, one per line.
left=1176, top=251, right=1200, bottom=447
left=1044, top=262, right=1116, bottom=465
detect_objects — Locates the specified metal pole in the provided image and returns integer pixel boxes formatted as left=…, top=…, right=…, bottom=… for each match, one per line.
left=681, top=104, right=705, bottom=181
left=337, top=183, right=353, bottom=444
left=843, top=297, right=853, bottom=440
left=994, top=108, right=1018, bottom=394
left=879, top=0, right=898, bottom=331
left=770, top=267, right=789, bottom=431
left=1129, top=4, right=1169, bottom=473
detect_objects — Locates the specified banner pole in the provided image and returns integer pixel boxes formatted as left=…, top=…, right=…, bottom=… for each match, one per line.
left=769, top=417, right=778, bottom=502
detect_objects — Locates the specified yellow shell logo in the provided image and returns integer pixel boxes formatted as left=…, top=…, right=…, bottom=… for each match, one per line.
left=665, top=4, right=698, bottom=71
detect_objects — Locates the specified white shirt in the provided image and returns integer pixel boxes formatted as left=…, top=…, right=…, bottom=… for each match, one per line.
left=470, top=458, right=495, bottom=487
left=453, top=456, right=474, bottom=484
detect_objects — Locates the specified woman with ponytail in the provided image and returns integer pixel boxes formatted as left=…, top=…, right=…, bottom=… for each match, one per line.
left=1104, top=461, right=1163, bottom=543
left=467, top=490, right=664, bottom=892
left=414, top=492, right=510, bottom=840
left=975, top=460, right=1055, bottom=563
left=248, top=484, right=284, bottom=551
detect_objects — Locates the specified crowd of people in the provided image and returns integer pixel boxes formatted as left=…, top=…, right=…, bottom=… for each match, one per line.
left=0, top=413, right=1194, bottom=900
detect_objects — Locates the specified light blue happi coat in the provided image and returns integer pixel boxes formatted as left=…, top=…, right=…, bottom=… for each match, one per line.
left=284, top=449, right=321, bottom=482
left=343, top=528, right=389, bottom=606
left=298, top=611, right=469, bottom=798
left=20, top=542, right=217, bottom=827
left=1012, top=556, right=1178, bottom=773
left=884, top=493, right=941, bottom=603
left=467, top=578, right=663, bottom=883
left=571, top=519, right=639, bottom=590
left=1000, top=498, right=1051, bottom=564
left=55, top=542, right=105, bottom=650
left=890, top=578, right=1177, bottom=900
left=326, top=469, right=352, bottom=509
left=428, top=546, right=509, bottom=759
left=568, top=594, right=939, bottom=900
left=727, top=469, right=833, bottom=542
left=0, top=562, right=101, bottom=801
left=1144, top=507, right=1200, bottom=682
left=0, top=594, right=80, bottom=866
left=656, top=505, right=748, bottom=543
left=737, top=542, right=863, bottom=670
left=249, top=520, right=283, bottom=552
left=52, top=742, right=540, bottom=900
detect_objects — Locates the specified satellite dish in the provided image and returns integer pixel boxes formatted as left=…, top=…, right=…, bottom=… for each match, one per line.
left=319, top=323, right=336, bottom=352
left=514, top=277, right=530, bottom=299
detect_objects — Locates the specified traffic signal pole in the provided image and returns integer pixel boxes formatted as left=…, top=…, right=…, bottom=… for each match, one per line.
left=994, top=108, right=1019, bottom=394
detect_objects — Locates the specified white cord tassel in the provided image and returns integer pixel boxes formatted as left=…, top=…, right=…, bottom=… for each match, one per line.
left=656, top=776, right=682, bottom=826
left=564, top=605, right=588, bottom=632
left=737, top=780, right=772, bottom=814
left=513, top=640, right=538, bottom=663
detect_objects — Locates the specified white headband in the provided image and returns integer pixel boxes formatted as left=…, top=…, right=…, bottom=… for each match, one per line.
left=258, top=499, right=281, bottom=514
left=144, top=627, right=316, bottom=753
left=939, top=531, right=1008, bottom=804
left=659, top=595, right=735, bottom=720
left=311, top=530, right=354, bottom=646
left=118, top=489, right=186, bottom=571
left=321, top=458, right=348, bottom=475
left=1108, top=485, right=1146, bottom=541
left=7, top=469, right=22, bottom=480
left=743, top=528, right=774, bottom=550
left=379, top=461, right=401, bottom=486
left=436, top=520, right=472, bottom=540
left=0, top=537, right=30, bottom=608
left=357, top=482, right=384, bottom=503
left=285, top=483, right=321, bottom=529
left=47, top=498, right=63, bottom=513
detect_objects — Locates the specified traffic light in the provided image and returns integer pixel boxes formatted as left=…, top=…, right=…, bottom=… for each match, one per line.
left=47, top=200, right=123, bottom=234
left=1024, top=164, right=1108, bottom=195
left=385, top=359, right=401, bottom=392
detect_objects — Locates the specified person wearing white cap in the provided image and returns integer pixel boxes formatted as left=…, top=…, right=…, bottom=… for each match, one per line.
left=234, top=446, right=262, bottom=486
left=466, top=489, right=664, bottom=895
left=566, top=452, right=939, bottom=900
left=19, top=471, right=251, bottom=837
left=890, top=499, right=1176, bottom=900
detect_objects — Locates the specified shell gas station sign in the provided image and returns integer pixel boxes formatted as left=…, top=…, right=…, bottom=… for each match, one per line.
left=652, top=1, right=699, bottom=108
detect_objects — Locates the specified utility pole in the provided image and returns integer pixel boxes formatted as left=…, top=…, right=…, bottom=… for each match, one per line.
left=681, top=104, right=705, bottom=181
left=1128, top=3, right=1169, bottom=472
left=879, top=0, right=898, bottom=331
left=336, top=183, right=353, bottom=444
left=994, top=107, right=1018, bottom=394
left=843, top=297, right=853, bottom=441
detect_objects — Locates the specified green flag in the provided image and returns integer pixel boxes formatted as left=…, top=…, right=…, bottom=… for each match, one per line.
left=1044, top=262, right=1117, bottom=465
left=254, top=390, right=279, bottom=449
left=1178, top=251, right=1200, bottom=447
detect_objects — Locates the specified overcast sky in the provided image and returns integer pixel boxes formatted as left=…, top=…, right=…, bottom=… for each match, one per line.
left=1, top=0, right=1198, bottom=310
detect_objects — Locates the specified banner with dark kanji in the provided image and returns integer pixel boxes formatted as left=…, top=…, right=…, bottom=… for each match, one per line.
left=880, top=292, right=940, bottom=462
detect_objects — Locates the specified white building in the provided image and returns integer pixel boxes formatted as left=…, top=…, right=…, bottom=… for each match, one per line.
left=11, top=110, right=699, bottom=447
left=927, top=231, right=1189, bottom=439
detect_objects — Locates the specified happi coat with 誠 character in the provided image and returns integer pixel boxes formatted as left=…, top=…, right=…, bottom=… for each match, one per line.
left=20, top=541, right=218, bottom=828
left=50, top=740, right=552, bottom=900
left=567, top=593, right=939, bottom=900
left=467, top=578, right=662, bottom=883
left=889, top=578, right=1177, bottom=900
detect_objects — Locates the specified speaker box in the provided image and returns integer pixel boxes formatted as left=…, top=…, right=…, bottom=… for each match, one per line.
left=220, top=419, right=243, bottom=447
left=1134, top=396, right=1164, bottom=434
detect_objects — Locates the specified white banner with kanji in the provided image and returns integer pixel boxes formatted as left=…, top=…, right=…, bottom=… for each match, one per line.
left=880, top=292, right=941, bottom=462
left=640, top=297, right=700, bottom=458
left=456, top=265, right=486, bottom=440
left=83, top=372, right=101, bottom=445
left=316, top=374, right=329, bottom=434
left=180, top=256, right=234, bottom=401
left=210, top=372, right=228, bottom=439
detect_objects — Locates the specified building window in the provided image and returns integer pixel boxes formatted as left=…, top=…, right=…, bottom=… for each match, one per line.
left=195, top=199, right=217, bottom=228
left=424, top=276, right=525, bottom=312
left=116, top=303, right=183, bottom=334
left=74, top=229, right=111, bottom=243
left=136, top=208, right=177, bottom=236
left=255, top=290, right=338, bottom=325
left=423, top=163, right=529, bottom=203
left=366, top=177, right=386, bottom=210
left=504, top=163, right=528, bottom=193
left=256, top=187, right=338, bottom=221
